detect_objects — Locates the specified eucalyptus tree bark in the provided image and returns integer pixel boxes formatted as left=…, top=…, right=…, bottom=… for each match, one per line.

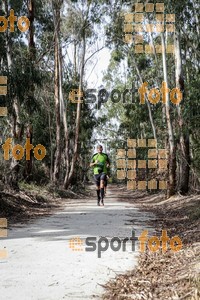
left=192, top=0, right=199, bottom=36
left=161, top=33, right=176, bottom=197
left=174, top=31, right=190, bottom=194
left=59, top=45, right=70, bottom=189
left=64, top=3, right=91, bottom=189
left=73, top=41, right=78, bottom=83
left=24, top=0, right=35, bottom=182
left=52, top=0, right=62, bottom=183
left=64, top=35, right=86, bottom=188
left=3, top=0, right=23, bottom=190
left=131, top=55, right=157, bottom=141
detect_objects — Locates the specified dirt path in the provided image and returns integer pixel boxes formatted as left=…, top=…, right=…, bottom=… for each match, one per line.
left=0, top=185, right=154, bottom=300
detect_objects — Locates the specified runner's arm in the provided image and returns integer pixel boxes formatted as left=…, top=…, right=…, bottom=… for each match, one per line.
left=90, top=161, right=97, bottom=167
left=106, top=156, right=110, bottom=167
left=90, top=154, right=98, bottom=167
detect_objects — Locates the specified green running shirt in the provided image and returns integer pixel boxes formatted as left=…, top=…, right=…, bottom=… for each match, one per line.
left=91, top=153, right=109, bottom=175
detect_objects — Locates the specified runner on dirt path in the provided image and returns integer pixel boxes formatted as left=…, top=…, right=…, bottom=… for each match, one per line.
left=90, top=145, right=110, bottom=206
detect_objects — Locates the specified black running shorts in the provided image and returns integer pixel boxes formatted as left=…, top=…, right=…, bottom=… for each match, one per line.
left=94, top=173, right=107, bottom=187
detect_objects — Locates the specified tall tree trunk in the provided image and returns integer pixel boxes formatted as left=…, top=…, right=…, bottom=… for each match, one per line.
left=52, top=0, right=62, bottom=183
left=63, top=40, right=78, bottom=188
left=132, top=57, right=157, bottom=141
left=74, top=41, right=77, bottom=83
left=46, top=93, right=54, bottom=181
left=24, top=0, right=35, bottom=182
left=161, top=33, right=176, bottom=197
left=59, top=41, right=70, bottom=189
left=174, top=31, right=190, bottom=194
left=64, top=36, right=86, bottom=188
left=64, top=2, right=91, bottom=188
left=4, top=0, right=22, bottom=190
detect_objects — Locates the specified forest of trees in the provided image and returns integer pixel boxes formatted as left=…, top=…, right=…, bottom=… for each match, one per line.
left=0, top=0, right=199, bottom=198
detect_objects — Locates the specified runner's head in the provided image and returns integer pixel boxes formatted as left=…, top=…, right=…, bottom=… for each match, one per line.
left=97, top=144, right=103, bottom=153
